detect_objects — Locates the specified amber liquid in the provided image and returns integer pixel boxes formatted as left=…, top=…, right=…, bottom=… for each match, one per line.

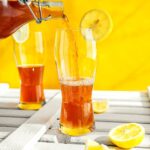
left=60, top=79, right=94, bottom=136
left=0, top=0, right=63, bottom=39
left=18, top=65, right=45, bottom=110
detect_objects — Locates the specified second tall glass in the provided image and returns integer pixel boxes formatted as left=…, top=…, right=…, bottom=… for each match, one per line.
left=55, top=28, right=97, bottom=136
left=13, top=24, right=45, bottom=110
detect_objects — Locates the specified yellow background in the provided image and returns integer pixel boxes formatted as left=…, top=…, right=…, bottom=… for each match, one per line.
left=1, top=0, right=150, bottom=90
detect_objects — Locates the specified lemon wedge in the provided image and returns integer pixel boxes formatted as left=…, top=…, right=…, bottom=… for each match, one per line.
left=85, top=139, right=110, bottom=150
left=13, top=24, right=29, bottom=43
left=80, top=9, right=113, bottom=41
left=93, top=100, right=109, bottom=114
left=109, top=123, right=145, bottom=149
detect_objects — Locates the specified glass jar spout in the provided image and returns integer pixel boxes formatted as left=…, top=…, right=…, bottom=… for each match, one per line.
left=19, top=0, right=64, bottom=23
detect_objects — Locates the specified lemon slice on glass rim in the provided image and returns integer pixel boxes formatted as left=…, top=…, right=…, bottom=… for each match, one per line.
left=80, top=9, right=113, bottom=41
left=13, top=24, right=29, bottom=44
left=109, top=123, right=145, bottom=149
left=85, top=139, right=110, bottom=150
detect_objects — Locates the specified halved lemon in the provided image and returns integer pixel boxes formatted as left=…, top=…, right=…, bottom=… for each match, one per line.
left=109, top=123, right=145, bottom=149
left=85, top=139, right=110, bottom=150
left=13, top=24, right=29, bottom=43
left=93, top=100, right=109, bottom=114
left=80, top=9, right=113, bottom=41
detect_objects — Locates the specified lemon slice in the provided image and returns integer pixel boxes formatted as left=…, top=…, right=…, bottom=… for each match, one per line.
left=109, top=123, right=145, bottom=149
left=93, top=100, right=109, bottom=114
left=80, top=9, right=113, bottom=41
left=13, top=24, right=29, bottom=43
left=85, top=139, right=110, bottom=150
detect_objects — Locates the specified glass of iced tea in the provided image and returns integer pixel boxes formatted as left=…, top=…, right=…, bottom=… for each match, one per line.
left=13, top=24, right=45, bottom=110
left=55, top=28, right=97, bottom=136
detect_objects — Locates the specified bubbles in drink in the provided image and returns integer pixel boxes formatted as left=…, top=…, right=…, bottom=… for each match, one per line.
left=60, top=78, right=94, bottom=86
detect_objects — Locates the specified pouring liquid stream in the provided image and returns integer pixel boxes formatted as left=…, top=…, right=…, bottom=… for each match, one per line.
left=61, top=14, right=79, bottom=80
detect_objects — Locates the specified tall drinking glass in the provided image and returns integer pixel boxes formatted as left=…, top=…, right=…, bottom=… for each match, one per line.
left=13, top=24, right=45, bottom=110
left=55, top=28, right=97, bottom=136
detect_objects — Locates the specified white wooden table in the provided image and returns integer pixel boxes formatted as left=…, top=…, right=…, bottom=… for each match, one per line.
left=0, top=88, right=149, bottom=150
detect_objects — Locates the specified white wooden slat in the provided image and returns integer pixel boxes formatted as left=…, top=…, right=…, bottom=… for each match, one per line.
left=0, top=99, right=50, bottom=109
left=0, top=127, right=16, bottom=133
left=108, top=107, right=150, bottom=115
left=92, top=90, right=148, bottom=101
left=33, top=142, right=150, bottom=150
left=95, top=114, right=150, bottom=124
left=108, top=101, right=150, bottom=108
left=2, top=89, right=148, bottom=100
left=0, top=97, right=52, bottom=104
left=109, top=147, right=150, bottom=150
left=70, top=131, right=150, bottom=148
left=111, top=148, right=149, bottom=150
left=0, top=127, right=63, bottom=142
left=0, top=109, right=35, bottom=118
left=32, top=142, right=84, bottom=150
left=95, top=122, right=150, bottom=134
left=0, top=97, right=19, bottom=103
left=0, top=139, right=3, bottom=143
left=0, top=89, right=20, bottom=98
left=0, top=127, right=16, bottom=139
left=54, top=92, right=150, bottom=107
left=0, top=89, right=59, bottom=99
left=40, top=133, right=56, bottom=143
left=34, top=140, right=150, bottom=150
left=128, top=148, right=149, bottom=150
left=0, top=128, right=38, bottom=141
left=54, top=91, right=149, bottom=101
left=40, top=127, right=58, bottom=143
left=0, top=131, right=11, bottom=140
left=0, top=97, right=61, bottom=150
left=94, top=99, right=149, bottom=103
left=0, top=103, right=146, bottom=117
left=0, top=102, right=18, bottom=109
left=0, top=98, right=47, bottom=103
left=0, top=117, right=26, bottom=127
